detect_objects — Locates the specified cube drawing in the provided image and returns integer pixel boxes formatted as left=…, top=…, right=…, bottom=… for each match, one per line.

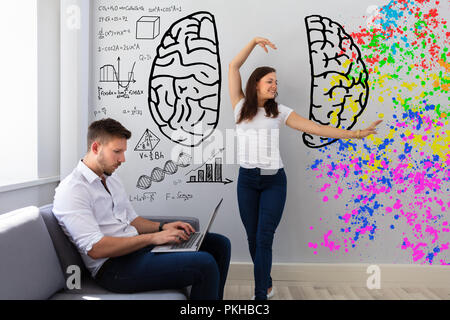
left=136, top=16, right=160, bottom=39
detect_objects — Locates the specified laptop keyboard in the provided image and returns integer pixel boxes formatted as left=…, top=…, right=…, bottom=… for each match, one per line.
left=172, top=232, right=201, bottom=249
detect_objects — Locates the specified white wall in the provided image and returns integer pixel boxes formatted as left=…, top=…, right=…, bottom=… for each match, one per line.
left=0, top=182, right=59, bottom=214
left=88, top=0, right=450, bottom=265
left=0, top=0, right=61, bottom=214
left=38, top=0, right=60, bottom=179
left=60, top=0, right=90, bottom=179
left=3, top=0, right=448, bottom=268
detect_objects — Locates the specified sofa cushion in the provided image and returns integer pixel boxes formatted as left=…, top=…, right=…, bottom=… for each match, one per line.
left=50, top=274, right=189, bottom=300
left=39, top=204, right=87, bottom=279
left=0, top=206, right=65, bottom=299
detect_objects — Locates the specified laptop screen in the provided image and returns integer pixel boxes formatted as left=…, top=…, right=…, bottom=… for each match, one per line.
left=202, top=198, right=223, bottom=234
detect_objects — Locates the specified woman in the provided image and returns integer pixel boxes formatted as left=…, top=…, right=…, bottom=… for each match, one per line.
left=228, top=37, right=382, bottom=300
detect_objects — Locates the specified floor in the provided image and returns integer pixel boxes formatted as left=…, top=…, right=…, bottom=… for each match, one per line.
left=223, top=280, right=450, bottom=300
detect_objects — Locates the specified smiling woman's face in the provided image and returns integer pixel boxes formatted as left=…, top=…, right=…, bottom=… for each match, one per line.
left=256, top=72, right=278, bottom=104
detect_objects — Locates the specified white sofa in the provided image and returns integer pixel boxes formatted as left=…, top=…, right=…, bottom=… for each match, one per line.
left=0, top=205, right=199, bottom=300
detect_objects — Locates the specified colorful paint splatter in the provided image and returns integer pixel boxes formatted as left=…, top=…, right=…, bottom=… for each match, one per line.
left=307, top=0, right=449, bottom=264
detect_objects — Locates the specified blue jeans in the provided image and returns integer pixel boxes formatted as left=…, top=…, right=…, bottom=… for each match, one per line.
left=237, top=167, right=287, bottom=300
left=94, top=232, right=231, bottom=300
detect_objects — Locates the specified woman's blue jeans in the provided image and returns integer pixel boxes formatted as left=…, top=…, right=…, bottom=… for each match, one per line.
left=94, top=232, right=231, bottom=300
left=237, top=167, right=287, bottom=300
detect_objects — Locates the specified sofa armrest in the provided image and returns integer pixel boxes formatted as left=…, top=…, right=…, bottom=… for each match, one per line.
left=142, top=216, right=200, bottom=232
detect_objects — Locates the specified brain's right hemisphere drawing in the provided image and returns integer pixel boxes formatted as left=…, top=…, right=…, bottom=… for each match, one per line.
left=303, top=15, right=370, bottom=149
left=148, top=11, right=221, bottom=147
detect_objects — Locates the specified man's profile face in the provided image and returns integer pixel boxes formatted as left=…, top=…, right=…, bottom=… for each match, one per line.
left=96, top=137, right=127, bottom=176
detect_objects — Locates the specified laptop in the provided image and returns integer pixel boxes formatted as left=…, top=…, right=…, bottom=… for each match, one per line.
left=151, top=198, right=223, bottom=253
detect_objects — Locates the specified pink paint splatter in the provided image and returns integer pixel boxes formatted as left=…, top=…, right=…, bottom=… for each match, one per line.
left=306, top=0, right=450, bottom=264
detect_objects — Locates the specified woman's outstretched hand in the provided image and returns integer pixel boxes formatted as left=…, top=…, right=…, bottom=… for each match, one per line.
left=358, top=120, right=383, bottom=139
left=254, top=37, right=277, bottom=53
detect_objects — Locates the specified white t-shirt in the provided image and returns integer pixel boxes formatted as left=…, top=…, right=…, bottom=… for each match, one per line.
left=234, top=98, right=293, bottom=169
left=53, top=160, right=139, bottom=278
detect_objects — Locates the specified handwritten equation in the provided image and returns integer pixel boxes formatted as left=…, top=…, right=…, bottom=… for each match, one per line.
left=122, top=106, right=143, bottom=116
left=129, top=192, right=157, bottom=203
left=97, top=86, right=144, bottom=100
left=98, top=5, right=145, bottom=12
left=98, top=28, right=132, bottom=39
left=97, top=43, right=141, bottom=52
left=128, top=191, right=193, bottom=202
left=138, top=151, right=165, bottom=161
left=93, top=107, right=107, bottom=117
left=165, top=191, right=193, bottom=202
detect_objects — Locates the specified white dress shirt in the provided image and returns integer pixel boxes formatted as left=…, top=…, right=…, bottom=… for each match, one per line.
left=234, top=98, right=293, bottom=169
left=53, top=160, right=139, bottom=278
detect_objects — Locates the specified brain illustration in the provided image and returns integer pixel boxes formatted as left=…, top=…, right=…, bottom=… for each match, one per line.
left=148, top=11, right=221, bottom=147
left=303, top=15, right=369, bottom=148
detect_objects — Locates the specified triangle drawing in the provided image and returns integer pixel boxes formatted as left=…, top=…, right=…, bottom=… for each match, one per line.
left=134, top=129, right=160, bottom=151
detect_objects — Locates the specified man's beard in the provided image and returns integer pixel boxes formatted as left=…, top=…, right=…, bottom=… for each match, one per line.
left=98, top=151, right=114, bottom=176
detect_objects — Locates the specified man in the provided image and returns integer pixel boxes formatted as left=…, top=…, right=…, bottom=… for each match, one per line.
left=53, top=118, right=231, bottom=300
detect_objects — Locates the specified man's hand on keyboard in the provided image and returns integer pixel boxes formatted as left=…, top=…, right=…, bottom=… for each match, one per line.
left=161, top=221, right=196, bottom=236
left=151, top=228, right=190, bottom=245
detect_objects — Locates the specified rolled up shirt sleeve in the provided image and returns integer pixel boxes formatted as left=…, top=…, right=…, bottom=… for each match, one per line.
left=115, top=176, right=139, bottom=223
left=126, top=201, right=139, bottom=223
left=53, top=184, right=105, bottom=255
left=279, top=104, right=294, bottom=124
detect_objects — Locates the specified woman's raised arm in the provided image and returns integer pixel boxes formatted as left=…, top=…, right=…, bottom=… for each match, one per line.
left=228, top=37, right=277, bottom=109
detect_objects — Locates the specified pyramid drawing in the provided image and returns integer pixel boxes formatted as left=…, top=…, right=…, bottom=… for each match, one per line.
left=134, top=129, right=160, bottom=151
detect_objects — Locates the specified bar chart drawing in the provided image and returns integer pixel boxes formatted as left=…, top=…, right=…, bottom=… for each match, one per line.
left=186, top=157, right=232, bottom=185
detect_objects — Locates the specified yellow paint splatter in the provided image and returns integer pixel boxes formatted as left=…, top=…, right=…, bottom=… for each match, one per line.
left=342, top=59, right=352, bottom=69
left=401, top=81, right=417, bottom=91
left=329, top=108, right=340, bottom=125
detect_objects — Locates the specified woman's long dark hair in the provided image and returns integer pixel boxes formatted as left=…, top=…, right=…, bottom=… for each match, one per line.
left=237, top=66, right=279, bottom=124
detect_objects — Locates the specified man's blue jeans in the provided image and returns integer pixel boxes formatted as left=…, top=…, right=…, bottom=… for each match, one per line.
left=237, top=167, right=287, bottom=300
left=94, top=232, right=231, bottom=300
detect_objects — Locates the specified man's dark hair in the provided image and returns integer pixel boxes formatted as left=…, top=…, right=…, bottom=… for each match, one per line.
left=87, top=118, right=131, bottom=150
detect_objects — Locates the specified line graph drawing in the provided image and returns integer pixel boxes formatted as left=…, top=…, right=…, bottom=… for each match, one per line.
left=136, top=152, right=192, bottom=190
left=303, top=15, right=370, bottom=149
left=100, top=57, right=137, bottom=92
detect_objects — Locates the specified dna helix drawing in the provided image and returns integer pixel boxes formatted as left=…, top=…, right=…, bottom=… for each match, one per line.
left=136, top=152, right=192, bottom=190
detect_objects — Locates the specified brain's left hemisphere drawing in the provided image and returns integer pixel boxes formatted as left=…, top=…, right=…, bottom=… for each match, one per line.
left=148, top=11, right=222, bottom=147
